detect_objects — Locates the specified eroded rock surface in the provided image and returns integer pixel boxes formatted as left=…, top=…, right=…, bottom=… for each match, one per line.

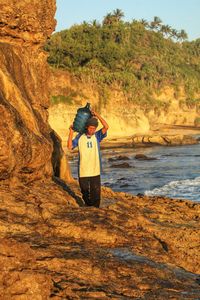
left=0, top=0, right=73, bottom=185
left=0, top=185, right=200, bottom=299
left=0, top=0, right=56, bottom=43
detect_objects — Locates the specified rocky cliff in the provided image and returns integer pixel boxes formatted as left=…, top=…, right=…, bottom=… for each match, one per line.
left=48, top=69, right=200, bottom=143
left=0, top=1, right=200, bottom=299
left=0, top=0, right=73, bottom=184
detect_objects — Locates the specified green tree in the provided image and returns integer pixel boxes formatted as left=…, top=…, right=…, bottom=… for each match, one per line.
left=103, top=13, right=113, bottom=25
left=160, top=24, right=172, bottom=37
left=177, top=29, right=188, bottom=42
left=140, top=18, right=149, bottom=28
left=113, top=8, right=124, bottom=22
left=150, top=16, right=162, bottom=31
left=91, top=19, right=101, bottom=28
left=44, top=11, right=200, bottom=108
left=103, top=9, right=124, bottom=25
left=171, top=28, right=178, bottom=40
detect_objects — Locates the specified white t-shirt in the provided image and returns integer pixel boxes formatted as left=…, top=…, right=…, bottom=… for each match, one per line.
left=78, top=134, right=100, bottom=177
left=72, top=129, right=107, bottom=178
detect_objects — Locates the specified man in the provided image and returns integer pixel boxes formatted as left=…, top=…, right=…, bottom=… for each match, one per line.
left=67, top=111, right=109, bottom=208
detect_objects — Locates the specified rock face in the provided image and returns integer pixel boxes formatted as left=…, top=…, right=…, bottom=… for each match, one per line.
left=0, top=0, right=56, bottom=43
left=48, top=70, right=150, bottom=141
left=48, top=69, right=200, bottom=142
left=0, top=42, right=52, bottom=183
left=0, top=0, right=73, bottom=184
left=1, top=1, right=200, bottom=299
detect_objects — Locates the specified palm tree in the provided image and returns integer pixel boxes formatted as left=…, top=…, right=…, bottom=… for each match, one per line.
left=150, top=16, right=162, bottom=31
left=103, top=13, right=113, bottom=25
left=91, top=19, right=101, bottom=28
left=140, top=18, right=149, bottom=28
left=160, top=24, right=172, bottom=37
left=103, top=9, right=124, bottom=25
left=170, top=28, right=178, bottom=40
left=82, top=20, right=89, bottom=26
left=154, top=16, right=162, bottom=25
left=113, top=8, right=124, bottom=22
left=177, top=29, right=188, bottom=42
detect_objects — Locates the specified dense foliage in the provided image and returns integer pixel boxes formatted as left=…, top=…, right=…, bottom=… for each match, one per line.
left=44, top=11, right=200, bottom=108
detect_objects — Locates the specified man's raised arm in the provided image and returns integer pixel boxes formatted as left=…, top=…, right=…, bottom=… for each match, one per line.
left=92, top=111, right=109, bottom=134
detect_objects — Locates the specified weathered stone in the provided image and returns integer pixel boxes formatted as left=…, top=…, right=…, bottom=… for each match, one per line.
left=0, top=0, right=72, bottom=185
left=110, top=162, right=132, bottom=168
left=135, top=154, right=157, bottom=160
left=0, top=186, right=200, bottom=299
left=0, top=0, right=56, bottom=44
left=50, top=130, right=74, bottom=182
left=108, top=155, right=130, bottom=162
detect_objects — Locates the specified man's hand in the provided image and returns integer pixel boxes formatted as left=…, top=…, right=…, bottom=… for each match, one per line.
left=69, top=124, right=74, bottom=132
left=91, top=110, right=99, bottom=118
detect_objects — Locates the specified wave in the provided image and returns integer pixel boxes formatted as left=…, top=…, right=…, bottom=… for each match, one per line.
left=145, top=177, right=200, bottom=201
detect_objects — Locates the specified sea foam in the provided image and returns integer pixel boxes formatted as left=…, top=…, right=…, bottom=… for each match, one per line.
left=145, top=176, right=200, bottom=201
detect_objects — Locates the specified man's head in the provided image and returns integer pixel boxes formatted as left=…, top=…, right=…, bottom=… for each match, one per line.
left=86, top=117, right=98, bottom=136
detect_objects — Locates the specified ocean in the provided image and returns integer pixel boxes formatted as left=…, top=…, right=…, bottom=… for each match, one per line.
left=68, top=141, right=200, bottom=202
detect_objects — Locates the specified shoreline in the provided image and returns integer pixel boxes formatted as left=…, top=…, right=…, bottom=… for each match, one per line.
left=64, top=124, right=200, bottom=153
left=66, top=124, right=200, bottom=202
left=101, top=125, right=200, bottom=149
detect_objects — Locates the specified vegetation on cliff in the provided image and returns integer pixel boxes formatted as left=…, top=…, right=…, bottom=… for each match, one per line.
left=45, top=10, right=200, bottom=110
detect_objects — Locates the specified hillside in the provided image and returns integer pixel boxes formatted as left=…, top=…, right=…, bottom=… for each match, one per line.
left=45, top=12, right=200, bottom=139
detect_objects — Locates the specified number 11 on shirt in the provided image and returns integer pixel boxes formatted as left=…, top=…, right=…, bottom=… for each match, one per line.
left=87, top=141, right=93, bottom=148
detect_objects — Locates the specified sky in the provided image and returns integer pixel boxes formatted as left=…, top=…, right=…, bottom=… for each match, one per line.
left=55, top=0, right=200, bottom=41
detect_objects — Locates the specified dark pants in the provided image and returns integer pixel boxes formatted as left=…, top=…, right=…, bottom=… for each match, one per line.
left=79, top=175, right=101, bottom=208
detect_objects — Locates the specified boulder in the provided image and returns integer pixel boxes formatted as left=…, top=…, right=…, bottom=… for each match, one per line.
left=135, top=154, right=157, bottom=160
left=110, top=162, right=132, bottom=168
left=108, top=155, right=130, bottom=162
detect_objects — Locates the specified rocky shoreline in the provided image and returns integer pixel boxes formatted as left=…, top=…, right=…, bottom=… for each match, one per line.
left=63, top=125, right=200, bottom=153
left=101, top=133, right=198, bottom=149
left=0, top=182, right=200, bottom=299
left=100, top=125, right=200, bottom=149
